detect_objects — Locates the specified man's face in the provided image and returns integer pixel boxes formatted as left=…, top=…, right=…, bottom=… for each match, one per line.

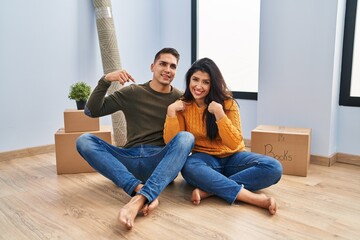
left=151, top=53, right=178, bottom=86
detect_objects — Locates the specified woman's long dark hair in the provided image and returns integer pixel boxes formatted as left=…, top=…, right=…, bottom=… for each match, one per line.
left=182, top=58, right=233, bottom=140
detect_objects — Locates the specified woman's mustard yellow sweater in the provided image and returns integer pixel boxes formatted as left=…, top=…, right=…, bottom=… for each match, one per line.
left=164, top=99, right=246, bottom=158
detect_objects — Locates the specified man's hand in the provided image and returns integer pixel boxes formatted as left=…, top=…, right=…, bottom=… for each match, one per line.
left=104, top=69, right=135, bottom=85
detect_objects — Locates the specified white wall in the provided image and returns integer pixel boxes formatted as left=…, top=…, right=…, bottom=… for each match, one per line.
left=0, top=0, right=163, bottom=152
left=257, top=0, right=359, bottom=157
left=0, top=0, right=359, bottom=157
left=259, top=0, right=340, bottom=156
left=111, top=0, right=161, bottom=83
left=337, top=107, right=360, bottom=155
left=0, top=0, right=100, bottom=152
left=258, top=0, right=345, bottom=157
left=159, top=0, right=192, bottom=90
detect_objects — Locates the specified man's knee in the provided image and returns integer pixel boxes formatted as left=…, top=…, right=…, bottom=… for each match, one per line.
left=76, top=133, right=93, bottom=152
left=174, top=131, right=195, bottom=146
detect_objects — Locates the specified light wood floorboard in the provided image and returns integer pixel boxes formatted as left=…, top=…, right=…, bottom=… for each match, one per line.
left=0, top=152, right=359, bottom=240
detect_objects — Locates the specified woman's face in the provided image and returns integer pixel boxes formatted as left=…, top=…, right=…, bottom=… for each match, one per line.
left=189, top=70, right=211, bottom=107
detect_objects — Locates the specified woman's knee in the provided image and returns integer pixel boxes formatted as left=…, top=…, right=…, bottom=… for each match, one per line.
left=181, top=155, right=205, bottom=176
left=266, top=157, right=283, bottom=182
left=181, top=164, right=196, bottom=183
left=273, top=159, right=283, bottom=180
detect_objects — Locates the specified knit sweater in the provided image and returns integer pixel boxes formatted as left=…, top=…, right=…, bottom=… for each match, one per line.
left=85, top=77, right=183, bottom=148
left=164, top=99, right=246, bottom=158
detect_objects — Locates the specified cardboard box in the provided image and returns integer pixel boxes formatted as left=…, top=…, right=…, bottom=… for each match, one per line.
left=251, top=125, right=311, bottom=177
left=64, top=109, right=100, bottom=133
left=55, top=125, right=112, bottom=174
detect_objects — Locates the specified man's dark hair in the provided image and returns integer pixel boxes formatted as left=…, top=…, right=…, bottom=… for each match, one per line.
left=154, top=48, right=180, bottom=63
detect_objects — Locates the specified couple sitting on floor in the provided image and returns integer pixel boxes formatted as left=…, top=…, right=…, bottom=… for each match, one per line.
left=76, top=48, right=282, bottom=230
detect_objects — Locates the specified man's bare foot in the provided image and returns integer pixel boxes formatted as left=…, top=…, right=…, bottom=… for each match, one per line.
left=140, top=197, right=159, bottom=216
left=191, top=188, right=212, bottom=205
left=118, top=195, right=147, bottom=230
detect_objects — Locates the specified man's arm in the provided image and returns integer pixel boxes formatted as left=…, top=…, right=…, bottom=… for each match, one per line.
left=85, top=70, right=135, bottom=118
left=104, top=69, right=135, bottom=85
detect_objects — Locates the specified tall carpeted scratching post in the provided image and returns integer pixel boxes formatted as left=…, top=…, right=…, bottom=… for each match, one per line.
left=93, top=0, right=126, bottom=146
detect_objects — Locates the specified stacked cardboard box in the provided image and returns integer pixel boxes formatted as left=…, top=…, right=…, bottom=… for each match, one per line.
left=63, top=109, right=100, bottom=133
left=54, top=109, right=112, bottom=174
left=251, top=125, right=311, bottom=177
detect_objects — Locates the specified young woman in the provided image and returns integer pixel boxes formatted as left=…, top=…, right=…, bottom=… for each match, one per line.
left=164, top=58, right=282, bottom=215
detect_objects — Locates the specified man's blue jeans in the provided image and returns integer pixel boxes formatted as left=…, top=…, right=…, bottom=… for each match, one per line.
left=181, top=151, right=283, bottom=204
left=76, top=131, right=194, bottom=203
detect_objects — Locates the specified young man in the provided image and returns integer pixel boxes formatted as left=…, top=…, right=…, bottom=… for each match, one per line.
left=76, top=48, right=194, bottom=230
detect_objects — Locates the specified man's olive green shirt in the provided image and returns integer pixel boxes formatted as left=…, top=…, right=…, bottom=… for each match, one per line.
left=85, top=76, right=182, bottom=148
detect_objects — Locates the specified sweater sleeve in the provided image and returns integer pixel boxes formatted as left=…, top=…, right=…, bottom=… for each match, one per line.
left=163, top=113, right=186, bottom=144
left=85, top=76, right=124, bottom=118
left=216, top=100, right=244, bottom=150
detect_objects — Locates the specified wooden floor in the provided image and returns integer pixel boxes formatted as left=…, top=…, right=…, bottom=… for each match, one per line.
left=1, top=152, right=360, bottom=240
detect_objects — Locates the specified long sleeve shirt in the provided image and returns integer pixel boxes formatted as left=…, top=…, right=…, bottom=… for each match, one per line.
left=85, top=76, right=183, bottom=148
left=164, top=99, right=246, bottom=158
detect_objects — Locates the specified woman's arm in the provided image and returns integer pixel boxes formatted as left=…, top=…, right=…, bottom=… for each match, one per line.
left=216, top=100, right=244, bottom=150
left=163, top=100, right=186, bottom=143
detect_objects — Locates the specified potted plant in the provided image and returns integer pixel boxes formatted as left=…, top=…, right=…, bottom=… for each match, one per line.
left=68, top=81, right=92, bottom=110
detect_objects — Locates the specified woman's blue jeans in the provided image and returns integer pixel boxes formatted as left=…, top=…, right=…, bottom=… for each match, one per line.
left=76, top=131, right=194, bottom=203
left=181, top=151, right=283, bottom=204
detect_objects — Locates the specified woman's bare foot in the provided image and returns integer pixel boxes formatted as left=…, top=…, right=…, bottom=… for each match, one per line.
left=191, top=188, right=212, bottom=205
left=267, top=196, right=277, bottom=215
left=118, top=195, right=147, bottom=230
left=236, top=189, right=277, bottom=215
left=252, top=193, right=277, bottom=215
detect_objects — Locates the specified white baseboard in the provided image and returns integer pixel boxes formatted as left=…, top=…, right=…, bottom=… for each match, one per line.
left=0, top=144, right=55, bottom=162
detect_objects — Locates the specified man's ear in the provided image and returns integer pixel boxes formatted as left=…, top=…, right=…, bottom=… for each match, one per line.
left=150, top=63, right=154, bottom=72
